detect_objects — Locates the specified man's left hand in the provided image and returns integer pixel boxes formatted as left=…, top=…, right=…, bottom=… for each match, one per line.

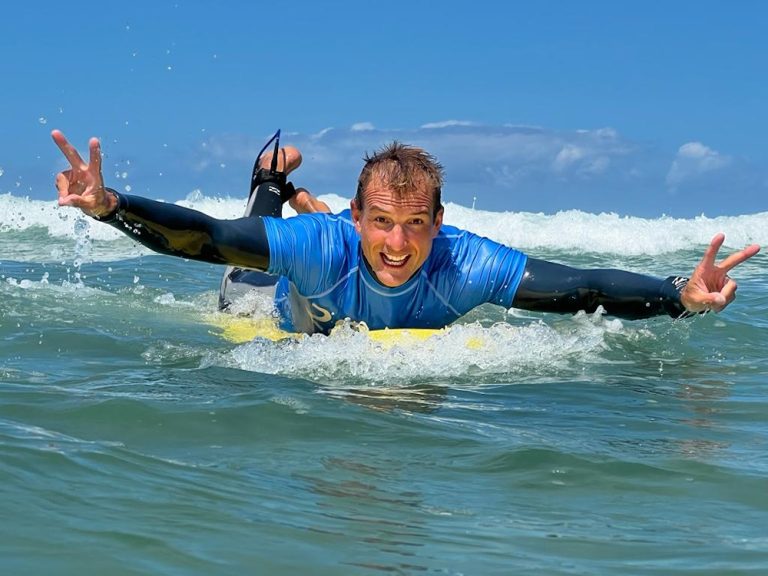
left=680, top=233, right=760, bottom=313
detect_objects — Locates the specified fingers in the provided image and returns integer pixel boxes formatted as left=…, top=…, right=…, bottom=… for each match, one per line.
left=58, top=192, right=86, bottom=209
left=51, top=129, right=86, bottom=170
left=89, top=137, right=102, bottom=173
left=699, top=291, right=728, bottom=313
left=700, top=233, right=760, bottom=276
left=683, top=292, right=724, bottom=314
left=55, top=171, right=71, bottom=201
left=720, top=277, right=738, bottom=305
left=720, top=243, right=761, bottom=272
left=686, top=277, right=739, bottom=314
left=701, top=233, right=725, bottom=268
left=58, top=188, right=106, bottom=215
left=684, top=234, right=757, bottom=314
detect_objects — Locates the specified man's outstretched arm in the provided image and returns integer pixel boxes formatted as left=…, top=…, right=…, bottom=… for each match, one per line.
left=512, top=235, right=759, bottom=319
left=52, top=130, right=273, bottom=270
left=512, top=259, right=691, bottom=319
left=99, top=191, right=272, bottom=270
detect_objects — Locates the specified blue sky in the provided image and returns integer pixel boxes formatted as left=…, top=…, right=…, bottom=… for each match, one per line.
left=2, top=0, right=766, bottom=216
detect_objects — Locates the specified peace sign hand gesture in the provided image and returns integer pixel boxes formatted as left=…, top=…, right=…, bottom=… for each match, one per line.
left=52, top=130, right=117, bottom=218
left=680, top=233, right=760, bottom=313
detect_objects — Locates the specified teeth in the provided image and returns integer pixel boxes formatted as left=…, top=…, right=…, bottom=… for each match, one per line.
left=382, top=253, right=408, bottom=266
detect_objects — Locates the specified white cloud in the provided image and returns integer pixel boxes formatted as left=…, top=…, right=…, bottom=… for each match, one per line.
left=310, top=127, right=334, bottom=140
left=350, top=122, right=375, bottom=131
left=594, top=127, right=618, bottom=140
left=582, top=156, right=611, bottom=175
left=666, top=141, right=731, bottom=188
left=552, top=145, right=586, bottom=172
left=420, top=120, right=476, bottom=129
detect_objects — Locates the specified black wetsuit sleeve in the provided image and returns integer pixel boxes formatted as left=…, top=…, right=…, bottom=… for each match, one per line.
left=511, top=257, right=691, bottom=319
left=96, top=189, right=271, bottom=270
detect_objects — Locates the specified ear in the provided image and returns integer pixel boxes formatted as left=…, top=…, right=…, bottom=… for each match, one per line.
left=431, top=207, right=444, bottom=237
left=351, top=198, right=362, bottom=234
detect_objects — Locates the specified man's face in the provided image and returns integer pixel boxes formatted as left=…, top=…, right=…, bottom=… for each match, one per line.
left=351, top=178, right=443, bottom=287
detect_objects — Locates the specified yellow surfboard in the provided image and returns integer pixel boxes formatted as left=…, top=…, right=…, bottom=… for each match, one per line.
left=208, top=314, right=447, bottom=345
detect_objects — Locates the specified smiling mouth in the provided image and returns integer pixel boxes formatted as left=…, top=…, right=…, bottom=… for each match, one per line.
left=381, top=253, right=410, bottom=268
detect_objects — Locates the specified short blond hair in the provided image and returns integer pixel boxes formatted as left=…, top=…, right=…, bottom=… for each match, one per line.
left=355, top=141, right=444, bottom=218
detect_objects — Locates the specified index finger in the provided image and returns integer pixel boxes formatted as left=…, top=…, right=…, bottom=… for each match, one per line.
left=700, top=233, right=726, bottom=268
left=89, top=137, right=102, bottom=173
left=51, top=129, right=86, bottom=169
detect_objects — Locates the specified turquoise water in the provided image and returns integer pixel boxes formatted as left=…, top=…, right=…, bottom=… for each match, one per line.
left=1, top=195, right=767, bottom=575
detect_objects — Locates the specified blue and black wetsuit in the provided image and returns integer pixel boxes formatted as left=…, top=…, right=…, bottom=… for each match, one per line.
left=96, top=189, right=690, bottom=334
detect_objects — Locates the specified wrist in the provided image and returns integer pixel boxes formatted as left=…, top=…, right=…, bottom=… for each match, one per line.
left=90, top=188, right=121, bottom=221
left=662, top=275, right=696, bottom=318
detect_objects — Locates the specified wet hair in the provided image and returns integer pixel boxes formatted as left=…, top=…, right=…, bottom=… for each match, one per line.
left=355, top=141, right=444, bottom=219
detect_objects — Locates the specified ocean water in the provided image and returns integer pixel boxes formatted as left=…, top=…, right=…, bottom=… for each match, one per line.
left=1, top=191, right=767, bottom=575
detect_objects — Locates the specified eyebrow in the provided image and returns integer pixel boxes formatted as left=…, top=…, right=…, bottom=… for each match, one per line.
left=368, top=204, right=431, bottom=216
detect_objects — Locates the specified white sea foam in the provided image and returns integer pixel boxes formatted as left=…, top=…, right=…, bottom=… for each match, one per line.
left=2, top=192, right=766, bottom=263
left=215, top=312, right=655, bottom=387
left=445, top=203, right=767, bottom=255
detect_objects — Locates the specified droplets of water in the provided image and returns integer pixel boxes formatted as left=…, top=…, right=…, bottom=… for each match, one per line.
left=65, top=216, right=94, bottom=287
left=154, top=292, right=177, bottom=305
left=72, top=217, right=92, bottom=269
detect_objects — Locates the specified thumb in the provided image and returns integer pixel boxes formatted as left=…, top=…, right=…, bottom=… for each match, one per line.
left=58, top=193, right=86, bottom=209
left=682, top=284, right=727, bottom=312
left=697, top=291, right=727, bottom=312
left=55, top=171, right=70, bottom=191
left=55, top=172, right=72, bottom=202
left=710, top=292, right=727, bottom=307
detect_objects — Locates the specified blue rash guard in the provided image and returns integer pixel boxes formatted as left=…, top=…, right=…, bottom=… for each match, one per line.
left=263, top=209, right=528, bottom=334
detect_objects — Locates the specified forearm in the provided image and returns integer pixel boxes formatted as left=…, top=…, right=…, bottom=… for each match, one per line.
left=95, top=189, right=270, bottom=270
left=511, top=258, right=690, bottom=319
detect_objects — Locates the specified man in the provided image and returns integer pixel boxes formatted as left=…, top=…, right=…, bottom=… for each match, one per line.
left=52, top=130, right=760, bottom=335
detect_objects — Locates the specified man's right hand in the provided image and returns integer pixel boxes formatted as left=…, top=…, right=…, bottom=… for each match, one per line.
left=52, top=130, right=117, bottom=218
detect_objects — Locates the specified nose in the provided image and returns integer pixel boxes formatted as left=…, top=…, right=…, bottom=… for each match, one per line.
left=386, top=224, right=407, bottom=252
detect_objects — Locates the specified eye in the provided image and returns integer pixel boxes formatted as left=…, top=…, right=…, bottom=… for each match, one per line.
left=374, top=216, right=389, bottom=224
left=410, top=218, right=425, bottom=225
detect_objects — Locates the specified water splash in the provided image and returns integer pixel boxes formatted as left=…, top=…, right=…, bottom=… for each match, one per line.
left=209, top=314, right=651, bottom=387
left=72, top=216, right=92, bottom=268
